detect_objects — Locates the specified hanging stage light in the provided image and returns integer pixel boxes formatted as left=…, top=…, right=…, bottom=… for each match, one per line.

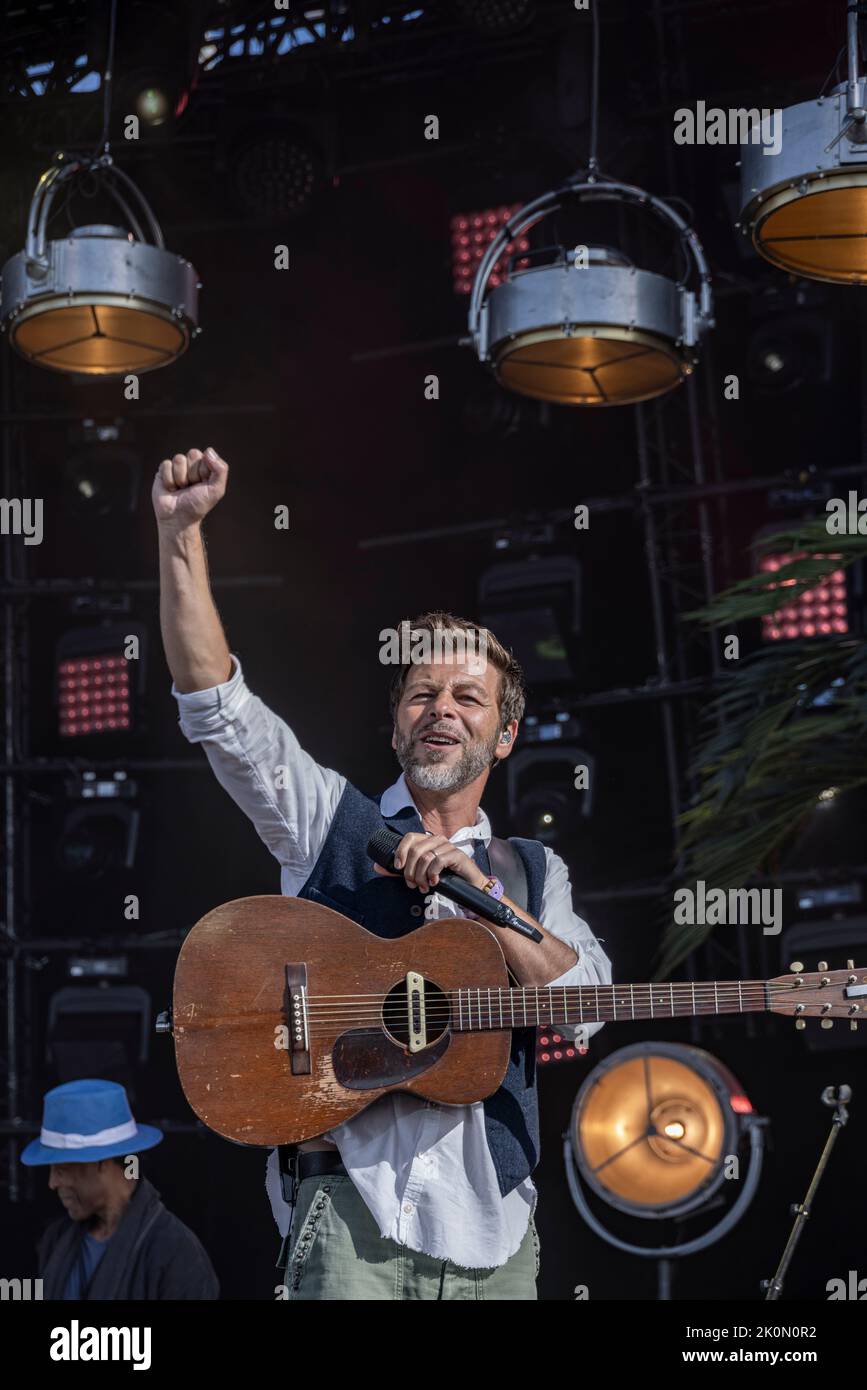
left=467, top=178, right=714, bottom=406
left=739, top=3, right=867, bottom=283
left=0, top=154, right=200, bottom=376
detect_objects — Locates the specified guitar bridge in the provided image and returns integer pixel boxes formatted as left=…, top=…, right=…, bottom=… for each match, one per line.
left=406, top=971, right=426, bottom=1053
left=285, top=964, right=310, bottom=1074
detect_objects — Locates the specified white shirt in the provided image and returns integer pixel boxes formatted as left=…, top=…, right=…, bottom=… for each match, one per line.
left=173, top=655, right=612, bottom=1269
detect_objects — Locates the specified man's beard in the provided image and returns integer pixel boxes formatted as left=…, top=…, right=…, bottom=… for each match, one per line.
left=394, top=727, right=500, bottom=793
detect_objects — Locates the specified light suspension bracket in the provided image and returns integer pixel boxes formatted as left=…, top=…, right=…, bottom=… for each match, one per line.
left=0, top=153, right=201, bottom=376
left=739, top=1, right=867, bottom=282
left=467, top=174, right=714, bottom=407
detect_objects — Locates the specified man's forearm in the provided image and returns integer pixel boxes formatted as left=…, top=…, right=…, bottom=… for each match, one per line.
left=493, top=893, right=579, bottom=987
left=158, top=523, right=233, bottom=693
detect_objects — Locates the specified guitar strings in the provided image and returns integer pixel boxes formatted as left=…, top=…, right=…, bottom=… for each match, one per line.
left=301, top=1001, right=778, bottom=1025
left=301, top=994, right=782, bottom=1024
left=288, top=984, right=816, bottom=1033
left=299, top=986, right=813, bottom=1016
left=302, top=983, right=795, bottom=1006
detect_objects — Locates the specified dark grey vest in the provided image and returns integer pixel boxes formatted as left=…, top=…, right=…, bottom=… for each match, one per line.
left=298, top=782, right=548, bottom=1197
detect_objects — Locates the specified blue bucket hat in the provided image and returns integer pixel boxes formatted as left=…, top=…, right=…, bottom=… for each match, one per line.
left=20, top=1079, right=163, bottom=1166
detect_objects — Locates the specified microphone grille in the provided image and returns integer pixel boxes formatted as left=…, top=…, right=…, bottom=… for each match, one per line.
left=367, top=826, right=402, bottom=871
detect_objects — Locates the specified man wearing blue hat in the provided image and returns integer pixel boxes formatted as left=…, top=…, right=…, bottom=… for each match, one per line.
left=22, top=1079, right=219, bottom=1300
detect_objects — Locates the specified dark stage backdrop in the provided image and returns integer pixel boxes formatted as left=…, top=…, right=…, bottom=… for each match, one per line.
left=3, top=0, right=867, bottom=1300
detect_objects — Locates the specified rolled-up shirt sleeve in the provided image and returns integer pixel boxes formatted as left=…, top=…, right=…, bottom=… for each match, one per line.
left=172, top=655, right=346, bottom=891
left=538, top=848, right=612, bottom=1048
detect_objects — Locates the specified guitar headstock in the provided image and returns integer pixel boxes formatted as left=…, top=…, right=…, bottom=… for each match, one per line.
left=768, top=958, right=867, bottom=1030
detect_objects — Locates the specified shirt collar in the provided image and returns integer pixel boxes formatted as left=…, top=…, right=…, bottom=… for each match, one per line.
left=380, top=772, right=491, bottom=846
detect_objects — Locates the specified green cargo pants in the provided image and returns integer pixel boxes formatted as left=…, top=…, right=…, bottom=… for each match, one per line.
left=279, top=1174, right=539, bottom=1300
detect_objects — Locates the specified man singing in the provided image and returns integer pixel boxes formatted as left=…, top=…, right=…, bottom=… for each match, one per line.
left=154, top=446, right=612, bottom=1300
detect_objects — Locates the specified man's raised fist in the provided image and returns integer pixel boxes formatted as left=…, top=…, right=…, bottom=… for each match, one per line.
left=152, top=447, right=229, bottom=528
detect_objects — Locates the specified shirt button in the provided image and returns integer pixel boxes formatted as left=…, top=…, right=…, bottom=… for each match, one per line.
left=403, top=1202, right=413, bottom=1214
left=410, top=905, right=422, bottom=917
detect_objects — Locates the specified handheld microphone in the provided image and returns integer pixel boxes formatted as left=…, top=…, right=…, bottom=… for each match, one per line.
left=367, top=826, right=544, bottom=943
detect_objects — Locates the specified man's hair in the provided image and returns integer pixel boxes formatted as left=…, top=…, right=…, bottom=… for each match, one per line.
left=388, top=611, right=526, bottom=726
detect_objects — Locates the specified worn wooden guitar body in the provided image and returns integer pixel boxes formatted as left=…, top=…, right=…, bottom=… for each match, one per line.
left=173, top=895, right=512, bottom=1146
left=174, top=895, right=867, bottom=1148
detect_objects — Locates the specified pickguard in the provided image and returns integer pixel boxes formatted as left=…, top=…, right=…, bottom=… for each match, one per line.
left=332, top=1028, right=451, bottom=1089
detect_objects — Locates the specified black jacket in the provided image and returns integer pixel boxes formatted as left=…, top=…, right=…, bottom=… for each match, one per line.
left=37, top=1176, right=219, bottom=1300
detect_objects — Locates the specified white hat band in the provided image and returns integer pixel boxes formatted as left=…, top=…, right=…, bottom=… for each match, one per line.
left=40, top=1119, right=138, bottom=1149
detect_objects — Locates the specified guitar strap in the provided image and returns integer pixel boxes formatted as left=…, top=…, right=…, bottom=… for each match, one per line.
left=486, top=837, right=529, bottom=911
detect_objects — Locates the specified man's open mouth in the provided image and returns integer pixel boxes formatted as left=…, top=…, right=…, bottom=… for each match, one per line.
left=419, top=733, right=462, bottom=747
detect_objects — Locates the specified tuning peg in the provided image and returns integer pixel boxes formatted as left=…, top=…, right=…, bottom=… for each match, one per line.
left=795, top=1018, right=806, bottom=1030
left=847, top=959, right=855, bottom=970
left=789, top=961, right=804, bottom=973
left=817, top=960, right=828, bottom=972
left=821, top=1018, right=834, bottom=1029
left=851, top=1021, right=859, bottom=1032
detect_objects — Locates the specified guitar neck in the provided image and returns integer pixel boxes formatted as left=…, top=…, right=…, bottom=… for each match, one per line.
left=449, top=980, right=769, bottom=1031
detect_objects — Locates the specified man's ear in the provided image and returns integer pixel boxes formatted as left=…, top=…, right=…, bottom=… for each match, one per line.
left=493, top=719, right=519, bottom=763
left=391, top=725, right=397, bottom=752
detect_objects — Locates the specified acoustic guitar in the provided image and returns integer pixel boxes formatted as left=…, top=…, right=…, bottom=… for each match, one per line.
left=170, top=894, right=866, bottom=1146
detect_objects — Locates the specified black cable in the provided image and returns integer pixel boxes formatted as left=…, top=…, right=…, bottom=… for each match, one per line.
left=91, top=0, right=119, bottom=162
left=588, top=1, right=600, bottom=174
left=819, top=45, right=846, bottom=98
left=42, top=0, right=121, bottom=244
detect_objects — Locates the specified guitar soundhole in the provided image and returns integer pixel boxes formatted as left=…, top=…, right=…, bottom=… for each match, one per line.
left=383, top=979, right=449, bottom=1046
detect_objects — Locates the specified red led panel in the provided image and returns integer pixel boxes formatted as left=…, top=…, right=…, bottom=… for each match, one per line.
left=536, top=1031, right=577, bottom=1065
left=759, top=552, right=849, bottom=642
left=729, top=1093, right=754, bottom=1115
left=58, top=654, right=132, bottom=736
left=450, top=203, right=531, bottom=296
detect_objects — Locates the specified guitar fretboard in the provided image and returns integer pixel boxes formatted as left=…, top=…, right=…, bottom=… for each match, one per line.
left=448, top=981, right=770, bottom=1031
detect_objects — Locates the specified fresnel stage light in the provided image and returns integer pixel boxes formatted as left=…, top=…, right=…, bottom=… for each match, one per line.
left=563, top=1043, right=766, bottom=1297
left=739, top=1, right=867, bottom=283
left=570, top=1044, right=755, bottom=1218
left=0, top=154, right=200, bottom=376
left=468, top=178, right=713, bottom=406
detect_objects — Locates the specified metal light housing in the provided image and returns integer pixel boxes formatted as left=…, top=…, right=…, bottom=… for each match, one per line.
left=739, top=6, right=867, bottom=283
left=1, top=155, right=200, bottom=376
left=570, top=1043, right=752, bottom=1219
left=468, top=176, right=713, bottom=407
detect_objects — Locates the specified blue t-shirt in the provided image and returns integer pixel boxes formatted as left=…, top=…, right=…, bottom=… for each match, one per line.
left=63, top=1231, right=111, bottom=1299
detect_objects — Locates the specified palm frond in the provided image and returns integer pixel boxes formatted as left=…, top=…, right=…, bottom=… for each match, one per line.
left=655, top=518, right=867, bottom=979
